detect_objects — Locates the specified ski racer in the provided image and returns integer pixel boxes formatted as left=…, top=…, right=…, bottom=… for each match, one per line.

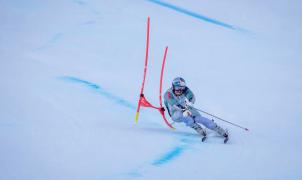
left=164, top=77, right=228, bottom=139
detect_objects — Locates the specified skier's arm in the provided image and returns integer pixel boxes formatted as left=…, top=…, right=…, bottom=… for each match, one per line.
left=185, top=88, right=196, bottom=104
left=174, top=104, right=186, bottom=111
left=164, top=91, right=186, bottom=112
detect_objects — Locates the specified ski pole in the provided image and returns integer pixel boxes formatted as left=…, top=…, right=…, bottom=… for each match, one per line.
left=191, top=106, right=249, bottom=131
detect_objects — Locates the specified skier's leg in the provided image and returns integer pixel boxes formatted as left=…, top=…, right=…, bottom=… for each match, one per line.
left=171, top=111, right=205, bottom=135
left=171, top=111, right=195, bottom=126
left=183, top=116, right=206, bottom=136
left=193, top=115, right=216, bottom=129
left=213, top=125, right=228, bottom=136
left=190, top=121, right=206, bottom=136
left=193, top=115, right=227, bottom=137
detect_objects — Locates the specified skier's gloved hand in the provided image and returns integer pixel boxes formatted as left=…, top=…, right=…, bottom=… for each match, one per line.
left=176, top=104, right=186, bottom=111
left=183, top=110, right=192, bottom=117
left=185, top=99, right=194, bottom=109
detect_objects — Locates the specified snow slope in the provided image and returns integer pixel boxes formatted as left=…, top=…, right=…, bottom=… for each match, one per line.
left=1, top=0, right=302, bottom=179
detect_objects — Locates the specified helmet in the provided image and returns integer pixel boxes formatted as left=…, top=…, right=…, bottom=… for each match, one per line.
left=172, top=77, right=186, bottom=92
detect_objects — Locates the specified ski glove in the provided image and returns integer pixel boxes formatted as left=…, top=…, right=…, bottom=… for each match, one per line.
left=176, top=104, right=186, bottom=111
left=183, top=110, right=192, bottom=117
left=185, top=98, right=194, bottom=109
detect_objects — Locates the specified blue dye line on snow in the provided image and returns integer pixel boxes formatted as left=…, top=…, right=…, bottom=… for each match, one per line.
left=59, top=76, right=136, bottom=110
left=125, top=171, right=143, bottom=178
left=151, top=134, right=198, bottom=166
left=122, top=145, right=188, bottom=177
left=49, top=33, right=63, bottom=43
left=72, top=0, right=100, bottom=15
left=152, top=145, right=186, bottom=166
left=34, top=33, right=64, bottom=51
left=147, top=0, right=247, bottom=32
left=73, top=0, right=86, bottom=5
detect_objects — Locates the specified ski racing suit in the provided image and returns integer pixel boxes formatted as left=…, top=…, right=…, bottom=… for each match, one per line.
left=164, top=87, right=226, bottom=136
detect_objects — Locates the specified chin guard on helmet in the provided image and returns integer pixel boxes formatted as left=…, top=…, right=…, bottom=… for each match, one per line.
left=172, top=77, right=186, bottom=95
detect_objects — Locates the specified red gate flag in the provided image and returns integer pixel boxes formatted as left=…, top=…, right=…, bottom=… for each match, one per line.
left=135, top=17, right=174, bottom=129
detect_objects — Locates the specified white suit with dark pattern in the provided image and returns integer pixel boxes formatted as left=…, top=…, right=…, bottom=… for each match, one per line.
left=164, top=87, right=217, bottom=130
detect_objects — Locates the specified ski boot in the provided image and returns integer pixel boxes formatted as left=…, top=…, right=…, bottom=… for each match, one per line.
left=191, top=123, right=207, bottom=142
left=214, top=125, right=229, bottom=143
left=223, top=130, right=229, bottom=144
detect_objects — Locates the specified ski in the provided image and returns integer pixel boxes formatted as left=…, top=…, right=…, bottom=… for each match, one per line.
left=223, top=130, right=229, bottom=144
left=199, top=132, right=229, bottom=144
left=201, top=135, right=207, bottom=142
left=201, top=136, right=228, bottom=144
left=223, top=136, right=229, bottom=144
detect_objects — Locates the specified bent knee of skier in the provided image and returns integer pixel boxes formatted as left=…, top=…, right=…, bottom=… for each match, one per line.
left=171, top=112, right=195, bottom=127
left=194, top=116, right=217, bottom=130
left=182, top=117, right=195, bottom=127
left=171, top=111, right=184, bottom=123
left=172, top=116, right=195, bottom=127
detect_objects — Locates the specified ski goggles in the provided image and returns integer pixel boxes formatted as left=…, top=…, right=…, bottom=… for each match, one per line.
left=174, top=86, right=185, bottom=91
